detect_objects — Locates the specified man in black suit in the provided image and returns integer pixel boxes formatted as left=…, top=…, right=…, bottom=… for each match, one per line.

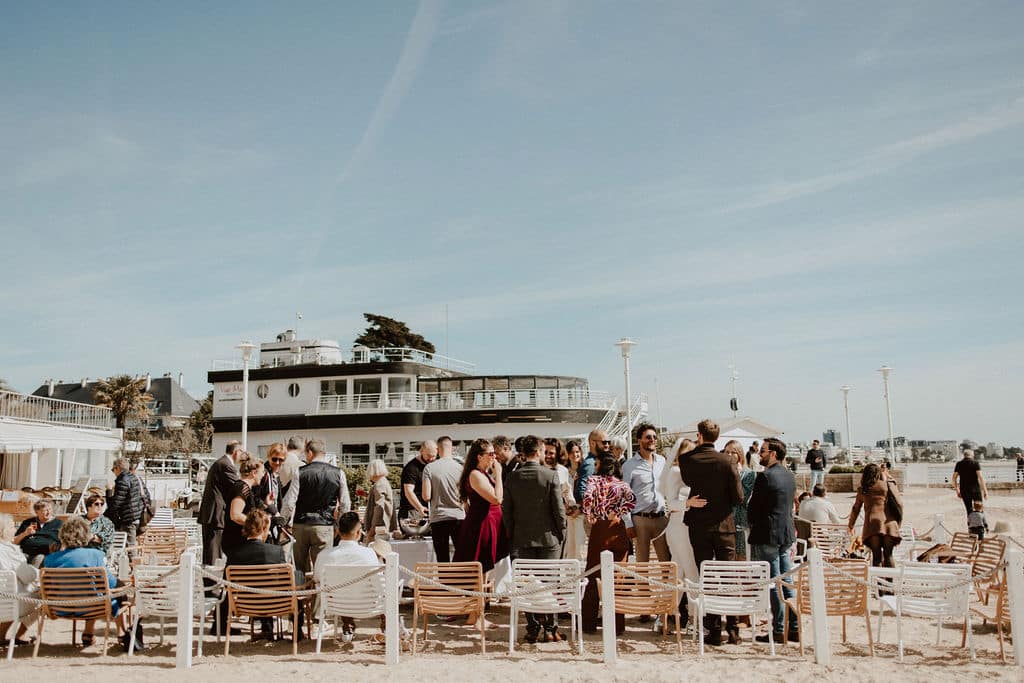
left=503, top=434, right=567, bottom=643
left=198, top=440, right=242, bottom=566
left=679, top=418, right=743, bottom=645
left=747, top=437, right=798, bottom=642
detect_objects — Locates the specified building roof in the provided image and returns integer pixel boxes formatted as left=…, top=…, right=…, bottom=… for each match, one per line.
left=676, top=416, right=784, bottom=439
left=31, top=376, right=200, bottom=418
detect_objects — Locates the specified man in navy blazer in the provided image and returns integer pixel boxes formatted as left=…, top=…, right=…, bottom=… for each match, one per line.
left=747, top=437, right=798, bottom=642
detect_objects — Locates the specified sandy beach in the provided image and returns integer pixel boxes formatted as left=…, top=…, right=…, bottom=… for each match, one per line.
left=6, top=486, right=1023, bottom=681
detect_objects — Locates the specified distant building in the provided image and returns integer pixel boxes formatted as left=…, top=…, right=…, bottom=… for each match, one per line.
left=986, top=442, right=1004, bottom=458
left=822, top=429, right=841, bottom=447
left=876, top=436, right=907, bottom=448
left=907, top=439, right=957, bottom=459
left=32, top=374, right=200, bottom=433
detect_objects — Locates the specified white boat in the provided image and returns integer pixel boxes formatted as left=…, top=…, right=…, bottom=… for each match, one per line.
left=207, top=330, right=642, bottom=465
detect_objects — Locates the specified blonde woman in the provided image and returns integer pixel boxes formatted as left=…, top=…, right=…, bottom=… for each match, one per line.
left=363, top=459, right=397, bottom=544
left=655, top=438, right=705, bottom=625
left=222, top=452, right=265, bottom=554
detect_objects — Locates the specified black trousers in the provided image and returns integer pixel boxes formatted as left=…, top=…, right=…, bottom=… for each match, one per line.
left=514, top=545, right=562, bottom=633
left=688, top=526, right=737, bottom=635
left=431, top=519, right=460, bottom=563
left=961, top=489, right=982, bottom=516
left=202, top=524, right=223, bottom=567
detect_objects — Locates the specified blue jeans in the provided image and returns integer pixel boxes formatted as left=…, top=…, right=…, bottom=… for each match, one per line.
left=750, top=543, right=797, bottom=633
left=809, top=470, right=825, bottom=489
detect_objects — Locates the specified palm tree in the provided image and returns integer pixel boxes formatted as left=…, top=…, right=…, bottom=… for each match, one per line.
left=93, top=374, right=153, bottom=456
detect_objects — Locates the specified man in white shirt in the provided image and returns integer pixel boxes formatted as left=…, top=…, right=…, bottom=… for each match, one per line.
left=797, top=485, right=842, bottom=524
left=312, top=511, right=381, bottom=640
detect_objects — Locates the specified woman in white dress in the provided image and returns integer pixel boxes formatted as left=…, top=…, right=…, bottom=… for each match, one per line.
left=561, top=440, right=586, bottom=560
left=656, top=438, right=704, bottom=595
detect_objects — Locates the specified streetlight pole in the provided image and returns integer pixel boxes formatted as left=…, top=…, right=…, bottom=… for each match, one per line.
left=878, top=365, right=896, bottom=464
left=237, top=341, right=256, bottom=451
left=614, top=338, right=638, bottom=458
left=840, top=385, right=852, bottom=463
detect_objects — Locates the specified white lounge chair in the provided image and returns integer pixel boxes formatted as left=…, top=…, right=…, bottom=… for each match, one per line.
left=508, top=559, right=587, bottom=655
left=686, top=560, right=774, bottom=656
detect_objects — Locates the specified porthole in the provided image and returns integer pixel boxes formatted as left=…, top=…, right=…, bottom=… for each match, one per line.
left=256, top=384, right=269, bottom=399
left=288, top=383, right=300, bottom=398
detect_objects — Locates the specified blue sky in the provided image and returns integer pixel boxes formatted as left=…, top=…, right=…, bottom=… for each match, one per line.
left=2, top=1, right=1023, bottom=445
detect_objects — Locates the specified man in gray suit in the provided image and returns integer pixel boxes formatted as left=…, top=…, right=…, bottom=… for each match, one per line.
left=502, top=434, right=567, bottom=643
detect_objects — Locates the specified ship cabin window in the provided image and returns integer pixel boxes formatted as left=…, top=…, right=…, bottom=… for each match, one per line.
left=353, top=377, right=381, bottom=396
left=389, top=377, right=412, bottom=394
left=256, top=384, right=269, bottom=399
left=418, top=379, right=439, bottom=393
left=462, top=378, right=483, bottom=391
left=375, top=441, right=406, bottom=464
left=535, top=377, right=557, bottom=389
left=288, top=382, right=300, bottom=397
left=510, top=377, right=534, bottom=390
left=440, top=379, right=461, bottom=393
left=340, top=442, right=371, bottom=466
left=320, top=380, right=346, bottom=396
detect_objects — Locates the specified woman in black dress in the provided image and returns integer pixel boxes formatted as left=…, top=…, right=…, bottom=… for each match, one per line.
left=221, top=453, right=266, bottom=554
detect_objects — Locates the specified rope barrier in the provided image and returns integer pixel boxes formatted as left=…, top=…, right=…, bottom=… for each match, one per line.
left=396, top=564, right=600, bottom=600
left=822, top=560, right=1007, bottom=596
left=195, top=565, right=381, bottom=597
left=612, top=562, right=804, bottom=595
left=0, top=564, right=181, bottom=607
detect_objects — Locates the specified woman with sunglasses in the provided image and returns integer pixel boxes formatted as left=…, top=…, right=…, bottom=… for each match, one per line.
left=82, top=493, right=115, bottom=555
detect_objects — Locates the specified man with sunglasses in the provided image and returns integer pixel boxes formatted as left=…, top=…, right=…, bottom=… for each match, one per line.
left=573, top=429, right=611, bottom=506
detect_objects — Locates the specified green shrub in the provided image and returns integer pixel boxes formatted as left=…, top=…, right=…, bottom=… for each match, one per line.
left=828, top=465, right=865, bottom=474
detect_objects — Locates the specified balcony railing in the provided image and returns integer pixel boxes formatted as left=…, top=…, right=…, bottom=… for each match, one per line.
left=314, top=389, right=616, bottom=415
left=212, top=346, right=475, bottom=373
left=0, top=389, right=116, bottom=431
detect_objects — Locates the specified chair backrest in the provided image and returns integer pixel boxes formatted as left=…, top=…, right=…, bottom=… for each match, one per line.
left=971, top=538, right=1006, bottom=578
left=138, top=528, right=188, bottom=564
left=38, top=566, right=112, bottom=620
left=148, top=507, right=175, bottom=529
left=896, top=562, right=972, bottom=617
left=413, top=562, right=483, bottom=615
left=173, top=518, right=202, bottom=547
left=811, top=523, right=851, bottom=559
left=0, top=569, right=18, bottom=622
left=512, top=559, right=584, bottom=614
left=697, top=560, right=771, bottom=613
left=109, top=531, right=128, bottom=555
left=318, top=564, right=386, bottom=619
left=811, top=558, right=870, bottom=617
left=225, top=563, right=297, bottom=618
left=949, top=532, right=977, bottom=561
left=133, top=564, right=183, bottom=618
left=613, top=561, right=678, bottom=616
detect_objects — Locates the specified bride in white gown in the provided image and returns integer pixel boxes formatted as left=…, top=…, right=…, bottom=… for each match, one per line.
left=656, top=438, right=704, bottom=581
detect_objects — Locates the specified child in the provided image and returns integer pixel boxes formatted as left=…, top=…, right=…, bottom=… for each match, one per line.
left=967, top=500, right=988, bottom=539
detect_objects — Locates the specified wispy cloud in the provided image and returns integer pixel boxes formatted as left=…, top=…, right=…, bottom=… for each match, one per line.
left=336, top=0, right=444, bottom=184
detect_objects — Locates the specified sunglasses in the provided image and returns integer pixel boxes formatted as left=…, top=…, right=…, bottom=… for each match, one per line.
left=91, top=502, right=105, bottom=507
left=599, top=440, right=611, bottom=445
left=269, top=458, right=285, bottom=464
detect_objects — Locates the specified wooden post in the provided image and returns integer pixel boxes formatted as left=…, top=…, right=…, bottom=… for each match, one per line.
left=385, top=552, right=399, bottom=665
left=807, top=547, right=830, bottom=666
left=176, top=551, right=194, bottom=669
left=600, top=550, right=617, bottom=665
left=1006, top=549, right=1024, bottom=668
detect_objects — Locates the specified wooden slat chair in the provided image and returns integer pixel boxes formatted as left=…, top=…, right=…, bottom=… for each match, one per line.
left=969, top=538, right=1006, bottom=602
left=508, top=559, right=588, bottom=655
left=948, top=532, right=978, bottom=563
left=963, top=568, right=1011, bottom=663
left=612, top=561, right=681, bottom=654
left=783, top=558, right=874, bottom=656
left=810, top=523, right=852, bottom=560
left=129, top=564, right=223, bottom=657
left=315, top=564, right=386, bottom=653
left=412, top=562, right=485, bottom=654
left=224, top=563, right=300, bottom=655
left=136, top=528, right=188, bottom=565
left=33, top=567, right=116, bottom=657
left=685, top=560, right=772, bottom=656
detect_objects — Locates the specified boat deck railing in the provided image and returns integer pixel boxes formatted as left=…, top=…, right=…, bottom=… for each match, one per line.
left=211, top=346, right=474, bottom=373
left=314, top=389, right=616, bottom=415
left=0, top=389, right=116, bottom=431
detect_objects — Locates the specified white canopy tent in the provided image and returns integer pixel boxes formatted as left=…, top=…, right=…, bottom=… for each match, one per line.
left=0, top=417, right=123, bottom=490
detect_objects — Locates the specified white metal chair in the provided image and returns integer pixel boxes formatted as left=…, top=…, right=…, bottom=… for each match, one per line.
left=148, top=507, right=175, bottom=529
left=107, top=531, right=128, bottom=572
left=892, top=525, right=918, bottom=565
left=1, top=570, right=18, bottom=660
left=876, top=562, right=974, bottom=661
left=686, top=560, right=773, bottom=656
left=315, top=564, right=386, bottom=653
left=129, top=563, right=223, bottom=656
left=173, top=518, right=202, bottom=549
left=508, top=559, right=587, bottom=655
left=810, top=523, right=852, bottom=560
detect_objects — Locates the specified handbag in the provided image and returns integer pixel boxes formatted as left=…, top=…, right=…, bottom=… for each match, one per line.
left=884, top=480, right=903, bottom=524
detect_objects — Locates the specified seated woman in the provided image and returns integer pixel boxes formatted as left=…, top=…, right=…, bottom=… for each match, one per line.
left=13, top=500, right=63, bottom=565
left=0, top=513, right=41, bottom=646
left=82, top=494, right=115, bottom=555
left=42, top=516, right=139, bottom=650
left=226, top=508, right=304, bottom=641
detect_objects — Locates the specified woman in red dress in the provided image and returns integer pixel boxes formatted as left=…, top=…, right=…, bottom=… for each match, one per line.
left=454, top=438, right=507, bottom=572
